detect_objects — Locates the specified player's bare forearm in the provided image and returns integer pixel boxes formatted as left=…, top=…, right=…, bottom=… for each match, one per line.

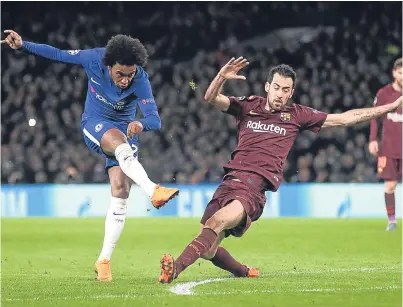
left=203, top=74, right=230, bottom=110
left=204, top=73, right=226, bottom=101
left=346, top=104, right=394, bottom=124
left=323, top=100, right=401, bottom=128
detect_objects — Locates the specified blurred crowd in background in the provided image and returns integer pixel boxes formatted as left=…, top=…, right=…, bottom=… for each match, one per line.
left=1, top=2, right=402, bottom=184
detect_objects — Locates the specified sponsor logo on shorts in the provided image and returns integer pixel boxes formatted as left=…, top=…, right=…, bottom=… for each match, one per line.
left=246, top=120, right=287, bottom=136
left=67, top=50, right=80, bottom=55
left=95, top=124, right=103, bottom=132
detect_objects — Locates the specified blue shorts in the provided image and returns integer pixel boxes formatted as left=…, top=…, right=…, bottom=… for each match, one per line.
left=81, top=118, right=139, bottom=170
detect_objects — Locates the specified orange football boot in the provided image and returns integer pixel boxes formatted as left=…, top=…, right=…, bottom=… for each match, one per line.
left=247, top=267, right=260, bottom=278
left=151, top=185, right=179, bottom=209
left=158, top=254, right=176, bottom=284
left=94, top=259, right=112, bottom=282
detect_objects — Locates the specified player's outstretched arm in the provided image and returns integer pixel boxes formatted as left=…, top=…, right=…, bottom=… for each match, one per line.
left=322, top=96, right=402, bottom=128
left=204, top=57, right=249, bottom=111
left=1, top=30, right=92, bottom=66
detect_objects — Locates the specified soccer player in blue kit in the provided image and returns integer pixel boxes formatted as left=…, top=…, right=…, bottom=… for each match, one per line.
left=2, top=30, right=179, bottom=281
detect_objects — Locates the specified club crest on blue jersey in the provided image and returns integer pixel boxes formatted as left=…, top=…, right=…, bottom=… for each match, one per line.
left=141, top=98, right=153, bottom=104
left=95, top=124, right=104, bottom=132
left=280, top=112, right=291, bottom=122
left=67, top=50, right=80, bottom=55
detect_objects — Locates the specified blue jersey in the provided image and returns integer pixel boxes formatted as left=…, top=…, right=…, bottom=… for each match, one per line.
left=21, top=42, right=161, bottom=131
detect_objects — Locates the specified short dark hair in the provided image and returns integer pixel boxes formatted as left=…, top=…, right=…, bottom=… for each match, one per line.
left=103, top=34, right=148, bottom=67
left=267, top=64, right=297, bottom=88
left=393, top=58, right=402, bottom=70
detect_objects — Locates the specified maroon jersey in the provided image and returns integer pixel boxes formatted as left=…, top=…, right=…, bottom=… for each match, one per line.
left=223, top=96, right=328, bottom=191
left=370, top=84, right=402, bottom=158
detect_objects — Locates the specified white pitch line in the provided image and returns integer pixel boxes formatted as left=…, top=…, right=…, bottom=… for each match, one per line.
left=169, top=278, right=229, bottom=295
left=168, top=266, right=402, bottom=296
left=4, top=266, right=402, bottom=302
left=203, top=285, right=401, bottom=296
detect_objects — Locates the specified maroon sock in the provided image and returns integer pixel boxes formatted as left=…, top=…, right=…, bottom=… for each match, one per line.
left=210, top=246, right=248, bottom=277
left=175, top=228, right=217, bottom=278
left=385, top=193, right=396, bottom=222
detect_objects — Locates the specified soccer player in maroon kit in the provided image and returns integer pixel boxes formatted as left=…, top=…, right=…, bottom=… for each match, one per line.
left=369, top=58, right=402, bottom=232
left=158, top=57, right=403, bottom=283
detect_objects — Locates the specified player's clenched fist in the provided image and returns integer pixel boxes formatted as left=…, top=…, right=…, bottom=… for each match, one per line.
left=127, top=121, right=144, bottom=138
left=1, top=30, right=23, bottom=49
left=218, top=56, right=250, bottom=80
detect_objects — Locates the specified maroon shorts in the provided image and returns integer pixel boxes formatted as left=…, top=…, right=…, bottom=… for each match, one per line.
left=377, top=156, right=402, bottom=181
left=200, top=171, right=269, bottom=238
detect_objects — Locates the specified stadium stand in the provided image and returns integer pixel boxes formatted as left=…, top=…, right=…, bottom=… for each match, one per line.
left=1, top=2, right=401, bottom=184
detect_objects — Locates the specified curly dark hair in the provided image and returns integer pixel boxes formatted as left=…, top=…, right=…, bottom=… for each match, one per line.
left=102, top=34, right=148, bottom=67
left=267, top=64, right=297, bottom=88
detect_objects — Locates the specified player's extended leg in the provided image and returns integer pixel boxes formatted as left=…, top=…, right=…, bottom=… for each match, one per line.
left=95, top=166, right=131, bottom=282
left=385, top=180, right=397, bottom=231
left=101, top=128, right=178, bottom=209
left=200, top=227, right=259, bottom=278
left=202, top=242, right=259, bottom=278
left=158, top=200, right=246, bottom=283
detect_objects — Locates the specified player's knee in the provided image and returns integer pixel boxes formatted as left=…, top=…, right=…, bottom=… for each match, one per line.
left=205, top=200, right=245, bottom=233
left=385, top=181, right=397, bottom=194
left=101, top=129, right=127, bottom=156
left=111, top=179, right=131, bottom=198
left=201, top=247, right=217, bottom=260
left=205, top=214, right=228, bottom=234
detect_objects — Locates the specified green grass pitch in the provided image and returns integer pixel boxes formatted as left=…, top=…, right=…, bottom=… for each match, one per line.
left=1, top=218, right=402, bottom=307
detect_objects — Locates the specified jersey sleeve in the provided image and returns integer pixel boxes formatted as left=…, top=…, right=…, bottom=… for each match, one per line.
left=223, top=96, right=249, bottom=118
left=298, top=105, right=328, bottom=134
left=21, top=41, right=95, bottom=68
left=135, top=79, right=161, bottom=131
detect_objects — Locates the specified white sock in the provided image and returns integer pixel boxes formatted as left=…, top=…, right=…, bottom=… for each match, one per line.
left=115, top=143, right=156, bottom=197
left=98, top=197, right=128, bottom=261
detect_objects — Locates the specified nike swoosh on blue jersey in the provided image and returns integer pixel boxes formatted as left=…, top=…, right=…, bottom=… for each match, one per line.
left=91, top=77, right=101, bottom=85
